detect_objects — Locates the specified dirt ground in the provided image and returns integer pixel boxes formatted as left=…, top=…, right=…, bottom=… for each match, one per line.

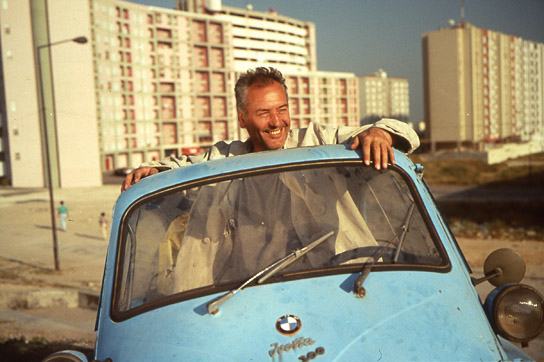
left=0, top=184, right=543, bottom=361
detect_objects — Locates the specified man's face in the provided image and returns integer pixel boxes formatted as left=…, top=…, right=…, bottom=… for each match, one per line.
left=238, top=81, right=290, bottom=152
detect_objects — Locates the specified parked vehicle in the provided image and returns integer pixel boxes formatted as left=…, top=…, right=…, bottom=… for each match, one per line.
left=45, top=145, right=544, bottom=362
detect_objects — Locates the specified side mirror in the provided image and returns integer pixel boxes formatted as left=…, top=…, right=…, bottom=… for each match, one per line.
left=477, top=249, right=544, bottom=346
left=472, top=248, right=526, bottom=287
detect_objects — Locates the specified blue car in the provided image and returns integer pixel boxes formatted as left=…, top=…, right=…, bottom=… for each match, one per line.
left=45, top=145, right=543, bottom=361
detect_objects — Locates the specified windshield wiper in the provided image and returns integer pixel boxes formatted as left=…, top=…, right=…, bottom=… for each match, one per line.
left=207, top=230, right=334, bottom=315
left=393, top=203, right=415, bottom=263
left=354, top=202, right=416, bottom=297
left=257, top=230, right=335, bottom=283
left=353, top=241, right=390, bottom=298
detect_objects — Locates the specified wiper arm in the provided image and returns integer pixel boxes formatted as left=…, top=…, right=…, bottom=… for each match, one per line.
left=393, top=203, right=415, bottom=263
left=353, top=242, right=389, bottom=298
left=258, top=231, right=334, bottom=284
left=207, top=231, right=334, bottom=315
left=207, top=251, right=292, bottom=315
left=354, top=202, right=416, bottom=297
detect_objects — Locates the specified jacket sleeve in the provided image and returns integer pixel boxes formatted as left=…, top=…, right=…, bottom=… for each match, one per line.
left=139, top=154, right=200, bottom=171
left=337, top=118, right=420, bottom=154
left=138, top=140, right=250, bottom=170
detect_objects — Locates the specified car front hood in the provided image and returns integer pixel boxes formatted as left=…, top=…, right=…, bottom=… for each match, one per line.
left=96, top=272, right=508, bottom=361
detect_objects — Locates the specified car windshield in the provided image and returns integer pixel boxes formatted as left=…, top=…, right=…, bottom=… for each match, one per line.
left=114, top=163, right=447, bottom=314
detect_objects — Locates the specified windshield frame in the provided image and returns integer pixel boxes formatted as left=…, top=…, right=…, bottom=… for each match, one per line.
left=111, top=159, right=451, bottom=322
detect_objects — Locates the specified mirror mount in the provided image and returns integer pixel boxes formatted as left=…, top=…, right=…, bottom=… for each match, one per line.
left=471, top=267, right=502, bottom=286
left=471, top=248, right=526, bottom=287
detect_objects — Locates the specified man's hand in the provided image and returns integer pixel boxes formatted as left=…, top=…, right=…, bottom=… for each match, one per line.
left=121, top=167, right=159, bottom=192
left=350, top=127, right=395, bottom=170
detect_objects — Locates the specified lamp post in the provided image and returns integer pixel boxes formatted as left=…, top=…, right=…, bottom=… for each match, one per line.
left=36, top=35, right=88, bottom=271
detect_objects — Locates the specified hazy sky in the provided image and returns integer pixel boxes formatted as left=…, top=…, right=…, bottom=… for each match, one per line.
left=127, top=0, right=544, bottom=124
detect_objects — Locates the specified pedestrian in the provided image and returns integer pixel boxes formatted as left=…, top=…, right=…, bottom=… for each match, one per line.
left=57, top=201, right=69, bottom=231
left=99, top=212, right=109, bottom=241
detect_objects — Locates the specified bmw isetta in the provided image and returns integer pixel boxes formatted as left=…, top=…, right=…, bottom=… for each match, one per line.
left=45, top=145, right=544, bottom=361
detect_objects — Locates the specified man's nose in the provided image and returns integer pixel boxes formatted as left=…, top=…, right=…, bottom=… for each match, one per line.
left=269, top=111, right=281, bottom=126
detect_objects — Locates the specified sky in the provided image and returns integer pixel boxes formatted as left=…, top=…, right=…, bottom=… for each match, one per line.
left=127, top=0, right=544, bottom=124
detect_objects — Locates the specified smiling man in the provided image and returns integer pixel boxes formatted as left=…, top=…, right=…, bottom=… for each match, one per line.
left=122, top=67, right=419, bottom=191
left=239, top=80, right=290, bottom=152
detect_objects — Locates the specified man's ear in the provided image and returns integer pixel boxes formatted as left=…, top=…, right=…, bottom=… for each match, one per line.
left=238, top=110, right=246, bottom=129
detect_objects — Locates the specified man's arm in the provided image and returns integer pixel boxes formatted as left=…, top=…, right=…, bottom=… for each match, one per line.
left=350, top=127, right=395, bottom=170
left=121, top=148, right=207, bottom=191
left=369, top=118, right=419, bottom=154
left=121, top=154, right=194, bottom=191
left=121, top=166, right=161, bottom=192
left=121, top=140, right=248, bottom=191
left=339, top=118, right=419, bottom=170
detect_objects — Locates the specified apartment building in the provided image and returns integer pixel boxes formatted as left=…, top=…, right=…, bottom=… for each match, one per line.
left=0, top=0, right=358, bottom=187
left=358, top=69, right=410, bottom=125
left=215, top=5, right=317, bottom=74
left=0, top=0, right=100, bottom=188
left=92, top=0, right=236, bottom=170
left=177, top=0, right=317, bottom=74
left=287, top=71, right=358, bottom=129
left=422, top=22, right=544, bottom=151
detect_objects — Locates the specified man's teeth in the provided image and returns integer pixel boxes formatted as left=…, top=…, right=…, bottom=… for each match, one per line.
left=268, top=129, right=281, bottom=135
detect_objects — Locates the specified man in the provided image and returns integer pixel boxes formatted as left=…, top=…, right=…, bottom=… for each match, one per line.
left=99, top=212, right=109, bottom=241
left=122, top=67, right=419, bottom=191
left=57, top=201, right=69, bottom=231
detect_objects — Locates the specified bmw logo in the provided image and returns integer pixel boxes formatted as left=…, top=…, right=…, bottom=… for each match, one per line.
left=276, top=314, right=302, bottom=335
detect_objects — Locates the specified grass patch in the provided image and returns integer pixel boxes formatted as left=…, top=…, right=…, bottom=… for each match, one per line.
left=410, top=152, right=544, bottom=186
left=449, top=217, right=544, bottom=241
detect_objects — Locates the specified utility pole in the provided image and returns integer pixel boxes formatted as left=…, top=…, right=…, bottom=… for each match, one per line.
left=36, top=36, right=88, bottom=270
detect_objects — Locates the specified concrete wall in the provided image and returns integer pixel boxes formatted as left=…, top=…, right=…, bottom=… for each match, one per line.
left=485, top=140, right=544, bottom=164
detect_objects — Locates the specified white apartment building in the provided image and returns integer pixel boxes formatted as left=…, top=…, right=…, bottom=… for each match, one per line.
left=92, top=0, right=237, bottom=170
left=422, top=22, right=544, bottom=151
left=177, top=0, right=317, bottom=74
left=358, top=69, right=410, bottom=125
left=0, top=0, right=359, bottom=187
left=0, top=0, right=100, bottom=188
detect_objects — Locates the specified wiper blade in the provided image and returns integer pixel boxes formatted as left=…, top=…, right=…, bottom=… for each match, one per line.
left=393, top=203, right=415, bottom=263
left=258, top=230, right=334, bottom=284
left=207, top=231, right=334, bottom=315
left=354, top=202, right=416, bottom=297
left=206, top=251, right=291, bottom=315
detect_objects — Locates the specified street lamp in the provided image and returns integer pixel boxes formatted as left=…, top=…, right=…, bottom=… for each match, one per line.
left=36, top=35, right=88, bottom=271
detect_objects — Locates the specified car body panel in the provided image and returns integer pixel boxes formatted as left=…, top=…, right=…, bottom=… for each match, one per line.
left=96, top=272, right=503, bottom=361
left=92, top=145, right=532, bottom=361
